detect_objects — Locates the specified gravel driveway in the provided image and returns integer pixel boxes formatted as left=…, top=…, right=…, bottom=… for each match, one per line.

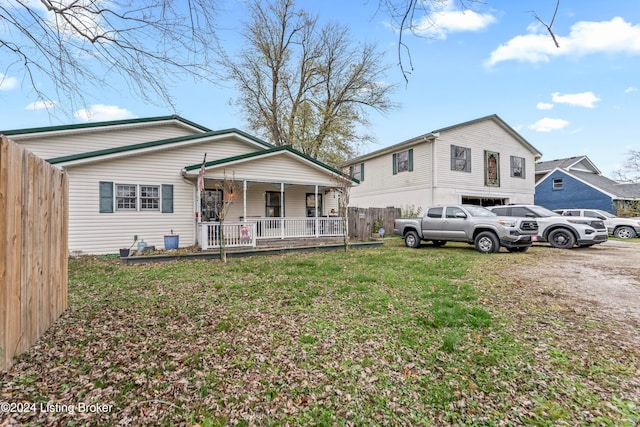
left=512, top=239, right=640, bottom=345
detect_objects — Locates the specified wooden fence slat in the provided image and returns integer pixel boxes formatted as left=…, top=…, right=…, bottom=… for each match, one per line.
left=0, top=136, right=68, bottom=372
left=347, top=206, right=401, bottom=241
left=0, top=138, right=9, bottom=370
left=4, top=139, right=23, bottom=370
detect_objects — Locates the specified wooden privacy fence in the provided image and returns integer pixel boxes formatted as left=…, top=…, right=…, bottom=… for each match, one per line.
left=1, top=136, right=69, bottom=371
left=348, top=207, right=401, bottom=241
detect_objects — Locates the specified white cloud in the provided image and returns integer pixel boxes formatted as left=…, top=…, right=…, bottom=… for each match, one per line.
left=0, top=74, right=18, bottom=90
left=25, top=100, right=57, bottom=110
left=485, top=17, right=640, bottom=67
left=625, top=86, right=638, bottom=93
left=536, top=102, right=554, bottom=110
left=74, top=104, right=135, bottom=122
left=528, top=118, right=570, bottom=132
left=412, top=0, right=497, bottom=39
left=551, top=91, right=600, bottom=108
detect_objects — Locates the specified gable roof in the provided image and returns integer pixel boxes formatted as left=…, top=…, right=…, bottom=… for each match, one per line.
left=48, top=129, right=273, bottom=166
left=184, top=145, right=358, bottom=184
left=535, top=155, right=601, bottom=175
left=433, top=114, right=542, bottom=157
left=342, top=114, right=541, bottom=166
left=536, top=167, right=640, bottom=199
left=1, top=115, right=211, bottom=138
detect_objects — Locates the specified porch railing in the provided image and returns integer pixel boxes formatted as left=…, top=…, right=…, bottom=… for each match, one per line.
left=200, top=222, right=257, bottom=250
left=199, top=217, right=344, bottom=248
left=251, top=217, right=344, bottom=239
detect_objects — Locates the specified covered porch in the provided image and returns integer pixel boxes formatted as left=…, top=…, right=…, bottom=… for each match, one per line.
left=197, top=181, right=346, bottom=250
left=183, top=146, right=355, bottom=250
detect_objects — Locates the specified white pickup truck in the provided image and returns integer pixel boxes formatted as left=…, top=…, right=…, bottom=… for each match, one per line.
left=393, top=204, right=539, bottom=254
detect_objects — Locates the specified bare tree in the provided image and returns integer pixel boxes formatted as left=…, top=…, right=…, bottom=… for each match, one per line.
left=377, top=0, right=562, bottom=83
left=612, top=150, right=640, bottom=183
left=211, top=171, right=242, bottom=263
left=220, top=0, right=398, bottom=166
left=0, top=0, right=219, bottom=115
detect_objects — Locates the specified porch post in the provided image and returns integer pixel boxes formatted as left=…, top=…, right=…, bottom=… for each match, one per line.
left=243, top=180, right=247, bottom=222
left=315, top=185, right=319, bottom=238
left=280, top=182, right=285, bottom=239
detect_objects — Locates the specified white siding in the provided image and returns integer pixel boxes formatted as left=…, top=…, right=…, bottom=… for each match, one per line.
left=66, top=138, right=260, bottom=254
left=203, top=152, right=342, bottom=186
left=433, top=120, right=536, bottom=203
left=349, top=142, right=433, bottom=210
left=349, top=117, right=537, bottom=211
left=11, top=122, right=201, bottom=159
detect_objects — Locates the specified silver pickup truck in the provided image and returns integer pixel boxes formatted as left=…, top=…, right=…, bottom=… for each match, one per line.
left=393, top=204, right=538, bottom=253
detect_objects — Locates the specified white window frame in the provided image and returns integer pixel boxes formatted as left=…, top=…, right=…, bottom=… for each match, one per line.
left=552, top=178, right=564, bottom=190
left=510, top=156, right=526, bottom=178
left=140, top=185, right=160, bottom=211
left=451, top=145, right=471, bottom=172
left=115, top=184, right=161, bottom=211
left=116, top=184, right=137, bottom=211
left=396, top=150, right=409, bottom=173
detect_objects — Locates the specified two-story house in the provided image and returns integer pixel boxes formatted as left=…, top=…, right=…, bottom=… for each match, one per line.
left=342, top=114, right=542, bottom=212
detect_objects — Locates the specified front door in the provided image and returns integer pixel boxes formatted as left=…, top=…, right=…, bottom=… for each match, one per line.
left=201, top=190, right=222, bottom=221
left=306, top=193, right=323, bottom=217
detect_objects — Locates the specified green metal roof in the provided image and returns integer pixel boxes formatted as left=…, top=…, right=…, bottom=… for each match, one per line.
left=184, top=145, right=358, bottom=183
left=47, top=128, right=273, bottom=165
left=1, top=115, right=211, bottom=136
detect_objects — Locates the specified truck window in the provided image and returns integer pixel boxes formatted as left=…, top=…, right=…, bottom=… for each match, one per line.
left=446, top=207, right=464, bottom=218
left=427, top=207, right=443, bottom=218
left=511, top=207, right=531, bottom=217
left=491, top=207, right=508, bottom=216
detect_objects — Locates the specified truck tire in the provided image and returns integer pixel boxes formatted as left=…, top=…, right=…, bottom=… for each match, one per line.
left=614, top=226, right=636, bottom=239
left=547, top=228, right=576, bottom=249
left=404, top=230, right=421, bottom=248
left=432, top=240, right=447, bottom=247
left=507, top=246, right=529, bottom=253
left=474, top=231, right=500, bottom=254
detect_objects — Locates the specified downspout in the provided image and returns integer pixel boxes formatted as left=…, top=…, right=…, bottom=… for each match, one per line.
left=431, top=133, right=439, bottom=205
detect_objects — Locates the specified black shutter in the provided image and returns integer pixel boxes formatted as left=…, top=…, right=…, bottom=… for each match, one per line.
left=99, top=181, right=114, bottom=213
left=392, top=153, right=398, bottom=175
left=360, top=163, right=364, bottom=181
left=161, top=184, right=174, bottom=213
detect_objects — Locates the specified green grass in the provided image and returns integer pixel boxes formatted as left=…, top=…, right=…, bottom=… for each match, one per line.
left=1, top=238, right=638, bottom=426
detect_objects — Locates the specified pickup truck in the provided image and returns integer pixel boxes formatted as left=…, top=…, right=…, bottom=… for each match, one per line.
left=393, top=204, right=538, bottom=253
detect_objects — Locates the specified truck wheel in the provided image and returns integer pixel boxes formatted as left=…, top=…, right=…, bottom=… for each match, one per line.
left=404, top=230, right=421, bottom=248
left=614, top=226, right=636, bottom=239
left=432, top=240, right=447, bottom=247
left=547, top=228, right=576, bottom=249
left=507, top=246, right=529, bottom=253
left=474, top=231, right=500, bottom=254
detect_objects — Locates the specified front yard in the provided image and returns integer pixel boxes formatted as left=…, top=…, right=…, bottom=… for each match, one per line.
left=1, top=239, right=639, bottom=426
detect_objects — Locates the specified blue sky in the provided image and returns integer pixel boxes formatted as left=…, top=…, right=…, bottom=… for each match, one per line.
left=1, top=0, right=639, bottom=178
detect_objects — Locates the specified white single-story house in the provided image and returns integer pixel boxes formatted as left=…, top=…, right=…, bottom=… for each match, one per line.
left=341, top=114, right=542, bottom=212
left=2, top=116, right=356, bottom=255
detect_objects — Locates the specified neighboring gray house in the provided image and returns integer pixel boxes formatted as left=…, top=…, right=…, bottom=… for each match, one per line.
left=2, top=116, right=354, bottom=255
left=535, top=155, right=640, bottom=214
left=341, top=114, right=542, bottom=211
